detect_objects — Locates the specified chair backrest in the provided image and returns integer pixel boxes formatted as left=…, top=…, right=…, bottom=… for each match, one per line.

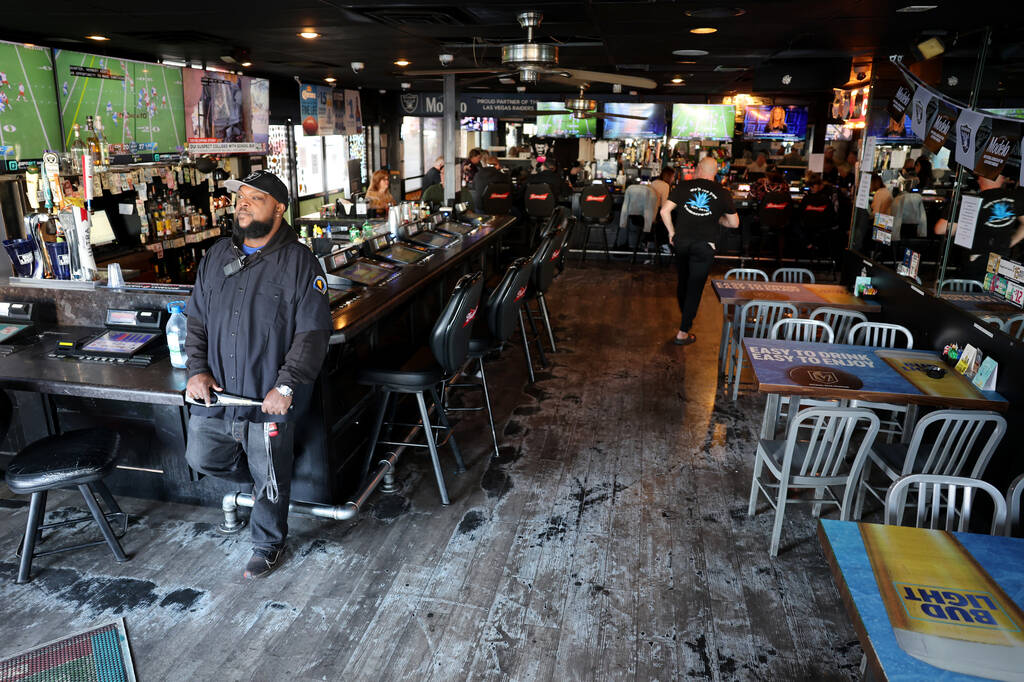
left=898, top=409, right=1007, bottom=480
left=737, top=300, right=799, bottom=340
left=809, top=307, right=868, bottom=343
left=885, top=474, right=1007, bottom=535
left=939, top=279, right=984, bottom=293
left=846, top=321, right=914, bottom=348
left=724, top=267, right=769, bottom=282
left=0, top=390, right=13, bottom=445
left=480, top=181, right=513, bottom=215
left=800, top=193, right=836, bottom=230
left=769, top=318, right=835, bottom=343
left=1007, top=473, right=1024, bottom=537
left=540, top=205, right=570, bottom=240
left=782, top=407, right=881, bottom=516
left=485, top=258, right=533, bottom=342
left=429, top=271, right=484, bottom=375
left=772, top=267, right=815, bottom=284
left=530, top=231, right=562, bottom=293
left=758, top=191, right=793, bottom=228
left=580, top=183, right=613, bottom=221
left=525, top=182, right=556, bottom=218
left=1004, top=314, right=1024, bottom=340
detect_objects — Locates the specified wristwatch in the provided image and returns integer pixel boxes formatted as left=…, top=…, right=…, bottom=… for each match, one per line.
left=275, top=385, right=294, bottom=397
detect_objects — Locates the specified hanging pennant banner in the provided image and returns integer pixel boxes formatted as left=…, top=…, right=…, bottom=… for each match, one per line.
left=954, top=107, right=986, bottom=168
left=975, top=119, right=1020, bottom=180
left=924, top=101, right=957, bottom=154
left=909, top=86, right=934, bottom=140
left=889, top=84, right=914, bottom=123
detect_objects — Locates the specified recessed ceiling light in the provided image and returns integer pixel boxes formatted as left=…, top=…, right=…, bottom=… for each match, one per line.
left=897, top=5, right=938, bottom=11
left=324, top=77, right=336, bottom=83
left=240, top=61, right=252, bottom=67
left=394, top=59, right=411, bottom=67
left=85, top=35, right=109, bottom=41
left=690, top=27, right=718, bottom=35
left=298, top=29, right=320, bottom=39
left=677, top=60, right=697, bottom=64
left=671, top=77, right=684, bottom=84
left=673, top=49, right=710, bottom=57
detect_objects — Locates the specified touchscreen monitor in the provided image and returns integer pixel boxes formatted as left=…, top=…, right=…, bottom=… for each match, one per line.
left=338, top=261, right=394, bottom=286
left=81, top=330, right=157, bottom=355
left=410, top=232, right=452, bottom=248
left=382, top=244, right=427, bottom=263
left=0, top=323, right=29, bottom=343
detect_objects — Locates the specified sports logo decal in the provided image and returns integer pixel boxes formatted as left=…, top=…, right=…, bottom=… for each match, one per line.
left=584, top=194, right=607, bottom=202
left=514, top=286, right=527, bottom=301
left=400, top=93, right=419, bottom=114
left=550, top=248, right=562, bottom=261
left=463, top=306, right=477, bottom=327
left=960, top=123, right=972, bottom=154
left=766, top=202, right=788, bottom=210
left=489, top=192, right=510, bottom=199
left=528, top=193, right=549, bottom=200
left=313, top=275, right=327, bottom=294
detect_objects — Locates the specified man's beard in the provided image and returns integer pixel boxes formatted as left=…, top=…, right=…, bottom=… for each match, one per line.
left=233, top=215, right=274, bottom=240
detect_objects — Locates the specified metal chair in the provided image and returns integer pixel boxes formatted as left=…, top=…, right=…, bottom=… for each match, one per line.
left=980, top=315, right=1006, bottom=331
left=885, top=474, right=1007, bottom=535
left=809, top=307, right=867, bottom=344
left=855, top=410, right=1007, bottom=519
left=769, top=318, right=834, bottom=343
left=748, top=407, right=880, bottom=556
left=578, top=183, right=614, bottom=264
left=846, top=321, right=914, bottom=348
left=771, top=268, right=815, bottom=284
left=1007, top=473, right=1024, bottom=537
left=938, top=279, right=985, bottom=293
left=1004, top=314, right=1024, bottom=340
left=728, top=300, right=799, bottom=400
left=719, top=268, right=770, bottom=378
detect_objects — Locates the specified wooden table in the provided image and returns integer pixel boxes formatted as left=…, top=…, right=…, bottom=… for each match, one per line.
left=818, top=519, right=1024, bottom=681
left=741, top=337, right=1008, bottom=438
left=939, top=291, right=1022, bottom=316
left=712, top=280, right=879, bottom=312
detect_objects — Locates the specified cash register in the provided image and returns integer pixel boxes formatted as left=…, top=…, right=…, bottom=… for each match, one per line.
left=364, top=233, right=432, bottom=266
left=403, top=219, right=459, bottom=250
left=51, top=308, right=168, bottom=366
left=0, top=302, right=39, bottom=356
left=321, top=243, right=400, bottom=289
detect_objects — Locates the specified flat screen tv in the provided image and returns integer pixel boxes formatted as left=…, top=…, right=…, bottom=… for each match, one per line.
left=871, top=113, right=917, bottom=144
left=183, top=68, right=269, bottom=153
left=825, top=124, right=852, bottom=141
left=982, top=108, right=1024, bottom=120
left=601, top=102, right=666, bottom=139
left=669, top=104, right=735, bottom=140
left=535, top=101, right=596, bottom=138
left=460, top=117, right=496, bottom=132
left=742, top=105, right=808, bottom=141
left=0, top=40, right=62, bottom=160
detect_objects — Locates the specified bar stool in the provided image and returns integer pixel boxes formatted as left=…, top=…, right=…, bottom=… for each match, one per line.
left=578, top=183, right=614, bottom=264
left=524, top=182, right=556, bottom=250
left=356, top=272, right=484, bottom=505
left=524, top=227, right=564, bottom=355
left=5, top=424, right=129, bottom=584
left=479, top=181, right=513, bottom=215
left=757, top=192, right=793, bottom=262
left=450, top=258, right=534, bottom=457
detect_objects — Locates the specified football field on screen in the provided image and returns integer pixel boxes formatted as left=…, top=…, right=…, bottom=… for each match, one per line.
left=0, top=40, right=62, bottom=160
left=55, top=49, right=185, bottom=154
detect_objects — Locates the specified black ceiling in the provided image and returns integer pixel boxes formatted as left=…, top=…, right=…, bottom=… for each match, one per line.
left=3, top=1, right=1023, bottom=100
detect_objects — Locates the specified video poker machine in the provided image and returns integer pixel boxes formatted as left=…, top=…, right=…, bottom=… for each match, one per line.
left=363, top=232, right=432, bottom=266
left=50, top=308, right=168, bottom=367
left=321, top=243, right=401, bottom=292
left=403, top=218, right=460, bottom=250
left=0, top=302, right=40, bottom=356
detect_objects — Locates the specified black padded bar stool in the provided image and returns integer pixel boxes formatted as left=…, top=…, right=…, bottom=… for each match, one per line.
left=479, top=181, right=513, bottom=215
left=578, top=183, right=614, bottom=264
left=524, top=182, right=557, bottom=250
left=356, top=272, right=484, bottom=504
left=522, top=226, right=564, bottom=361
left=450, top=258, right=533, bottom=457
left=5, top=425, right=128, bottom=584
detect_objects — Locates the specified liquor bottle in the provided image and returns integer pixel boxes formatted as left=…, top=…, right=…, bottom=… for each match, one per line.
left=93, top=118, right=110, bottom=167
left=85, top=116, right=101, bottom=159
left=68, top=123, right=87, bottom=174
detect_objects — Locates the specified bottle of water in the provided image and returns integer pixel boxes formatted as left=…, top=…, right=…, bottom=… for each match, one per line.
left=166, top=301, right=188, bottom=369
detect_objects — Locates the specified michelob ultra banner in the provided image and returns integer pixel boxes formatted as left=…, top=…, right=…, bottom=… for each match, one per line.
left=862, top=524, right=1024, bottom=680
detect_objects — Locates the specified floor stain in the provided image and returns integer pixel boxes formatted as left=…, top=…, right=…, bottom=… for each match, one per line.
left=480, top=467, right=513, bottom=500
left=371, top=494, right=410, bottom=522
left=457, top=509, right=486, bottom=535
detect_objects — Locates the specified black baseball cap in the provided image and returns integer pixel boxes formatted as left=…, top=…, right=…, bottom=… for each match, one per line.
left=225, top=171, right=290, bottom=207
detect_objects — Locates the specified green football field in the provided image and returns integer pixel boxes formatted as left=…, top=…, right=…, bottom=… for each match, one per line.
left=0, top=40, right=62, bottom=160
left=55, top=49, right=185, bottom=155
left=671, top=104, right=735, bottom=140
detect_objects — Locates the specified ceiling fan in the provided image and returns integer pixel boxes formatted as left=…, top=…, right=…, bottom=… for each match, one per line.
left=517, top=85, right=648, bottom=120
left=402, top=10, right=658, bottom=90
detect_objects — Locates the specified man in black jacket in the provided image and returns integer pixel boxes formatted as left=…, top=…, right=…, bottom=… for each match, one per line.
left=184, top=171, right=331, bottom=578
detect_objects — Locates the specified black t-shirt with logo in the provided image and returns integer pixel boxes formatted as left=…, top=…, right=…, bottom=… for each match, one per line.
left=668, top=178, right=737, bottom=244
left=974, top=187, right=1024, bottom=255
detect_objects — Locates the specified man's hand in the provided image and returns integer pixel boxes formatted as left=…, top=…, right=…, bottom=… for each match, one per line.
left=186, top=372, right=222, bottom=406
left=262, top=387, right=292, bottom=415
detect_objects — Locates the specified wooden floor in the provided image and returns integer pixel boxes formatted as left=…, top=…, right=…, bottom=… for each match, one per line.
left=0, top=261, right=863, bottom=681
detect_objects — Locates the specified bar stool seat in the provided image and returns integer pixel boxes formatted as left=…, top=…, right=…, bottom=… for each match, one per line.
left=356, top=347, right=445, bottom=392
left=5, top=428, right=128, bottom=583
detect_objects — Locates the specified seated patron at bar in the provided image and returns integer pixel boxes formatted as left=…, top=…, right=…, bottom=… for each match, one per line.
left=461, top=148, right=483, bottom=188
left=423, top=156, right=444, bottom=190
left=527, top=159, right=569, bottom=200
left=651, top=167, right=675, bottom=210
left=366, top=169, right=397, bottom=213
left=184, top=171, right=331, bottom=579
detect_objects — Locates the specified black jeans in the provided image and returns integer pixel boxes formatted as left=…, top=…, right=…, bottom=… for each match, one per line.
left=185, top=415, right=295, bottom=553
left=674, top=239, right=715, bottom=333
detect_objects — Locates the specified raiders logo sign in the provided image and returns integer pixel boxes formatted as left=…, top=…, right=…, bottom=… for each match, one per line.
left=400, top=93, right=419, bottom=114
left=959, top=123, right=972, bottom=153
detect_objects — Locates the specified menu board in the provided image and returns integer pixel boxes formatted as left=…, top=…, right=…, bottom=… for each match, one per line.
left=183, top=68, right=269, bottom=153
left=55, top=49, right=185, bottom=156
left=670, top=104, right=735, bottom=141
left=535, top=101, right=596, bottom=138
left=0, top=40, right=62, bottom=162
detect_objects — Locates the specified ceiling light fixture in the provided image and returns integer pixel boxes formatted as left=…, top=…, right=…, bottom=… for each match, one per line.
left=298, top=29, right=320, bottom=39
left=671, top=77, right=684, bottom=84
left=678, top=60, right=697, bottom=64
left=897, top=5, right=938, bottom=11
left=394, top=59, right=411, bottom=67
left=351, top=61, right=364, bottom=73
left=673, top=49, right=709, bottom=57
left=85, top=35, right=109, bottom=41
left=685, top=7, right=746, bottom=18
left=439, top=54, right=454, bottom=66
left=161, top=58, right=187, bottom=68
left=401, top=82, right=411, bottom=89
left=324, top=77, right=336, bottom=83
left=240, top=61, right=252, bottom=67
left=690, top=27, right=718, bottom=35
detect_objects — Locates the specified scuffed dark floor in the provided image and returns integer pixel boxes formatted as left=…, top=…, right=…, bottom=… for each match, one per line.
left=0, top=262, right=861, bottom=681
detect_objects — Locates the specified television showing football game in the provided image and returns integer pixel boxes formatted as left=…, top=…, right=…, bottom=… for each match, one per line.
left=55, top=49, right=186, bottom=156
left=535, top=101, right=596, bottom=138
left=0, top=40, right=63, bottom=161
left=982, top=108, right=1024, bottom=120
left=742, top=105, right=808, bottom=141
left=669, top=104, right=735, bottom=140
left=601, top=103, right=666, bottom=139
left=460, top=117, right=496, bottom=132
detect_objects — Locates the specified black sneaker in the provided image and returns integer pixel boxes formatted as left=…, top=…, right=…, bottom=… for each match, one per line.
left=243, top=548, right=284, bottom=579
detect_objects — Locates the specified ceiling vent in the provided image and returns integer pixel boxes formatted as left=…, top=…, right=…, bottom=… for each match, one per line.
left=357, top=7, right=477, bottom=26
